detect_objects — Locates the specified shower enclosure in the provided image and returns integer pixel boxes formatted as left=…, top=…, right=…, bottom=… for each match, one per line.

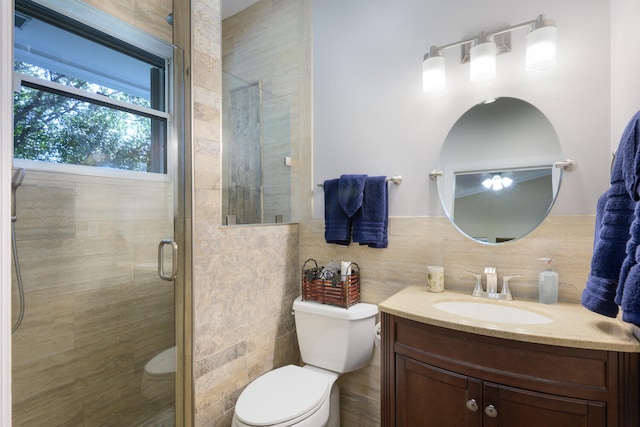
left=11, top=167, right=177, bottom=426
left=221, top=71, right=292, bottom=225
left=10, top=1, right=183, bottom=425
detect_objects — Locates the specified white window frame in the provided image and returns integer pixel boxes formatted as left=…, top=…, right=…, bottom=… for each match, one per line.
left=12, top=0, right=177, bottom=182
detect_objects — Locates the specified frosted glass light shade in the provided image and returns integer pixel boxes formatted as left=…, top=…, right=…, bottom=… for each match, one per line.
left=423, top=55, right=446, bottom=92
left=470, top=40, right=496, bottom=82
left=526, top=25, right=557, bottom=70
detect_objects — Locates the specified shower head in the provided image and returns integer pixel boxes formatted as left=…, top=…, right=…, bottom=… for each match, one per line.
left=12, top=168, right=25, bottom=189
left=11, top=168, right=25, bottom=222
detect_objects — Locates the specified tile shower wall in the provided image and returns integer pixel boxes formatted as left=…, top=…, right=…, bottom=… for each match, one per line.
left=83, top=0, right=172, bottom=44
left=191, top=0, right=310, bottom=424
left=222, top=0, right=311, bottom=224
left=11, top=171, right=175, bottom=425
left=299, top=215, right=595, bottom=426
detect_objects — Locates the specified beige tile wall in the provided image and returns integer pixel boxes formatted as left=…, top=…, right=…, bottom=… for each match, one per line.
left=191, top=0, right=308, bottom=424
left=222, top=0, right=311, bottom=225
left=83, top=0, right=173, bottom=43
left=299, top=214, right=596, bottom=426
left=11, top=171, right=175, bottom=426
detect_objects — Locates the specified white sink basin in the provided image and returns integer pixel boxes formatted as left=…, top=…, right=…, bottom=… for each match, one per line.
left=433, top=301, right=552, bottom=325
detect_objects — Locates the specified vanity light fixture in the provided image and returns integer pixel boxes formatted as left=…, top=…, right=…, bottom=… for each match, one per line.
left=469, top=32, right=497, bottom=82
left=482, top=175, right=513, bottom=191
left=422, top=46, right=446, bottom=92
left=422, top=14, right=557, bottom=92
left=526, top=16, right=557, bottom=71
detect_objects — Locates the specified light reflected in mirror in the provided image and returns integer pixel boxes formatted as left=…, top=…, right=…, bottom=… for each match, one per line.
left=437, top=97, right=563, bottom=244
left=454, top=168, right=555, bottom=243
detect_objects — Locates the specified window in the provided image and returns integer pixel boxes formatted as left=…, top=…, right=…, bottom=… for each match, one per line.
left=13, top=0, right=170, bottom=174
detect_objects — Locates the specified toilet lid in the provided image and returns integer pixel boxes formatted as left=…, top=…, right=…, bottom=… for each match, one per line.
left=235, top=365, right=330, bottom=426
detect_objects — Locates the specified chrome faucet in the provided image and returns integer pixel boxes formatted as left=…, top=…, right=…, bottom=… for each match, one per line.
left=485, top=267, right=497, bottom=294
left=465, top=268, right=522, bottom=300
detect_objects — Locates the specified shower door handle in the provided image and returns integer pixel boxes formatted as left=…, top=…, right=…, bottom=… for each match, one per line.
left=158, top=239, right=178, bottom=281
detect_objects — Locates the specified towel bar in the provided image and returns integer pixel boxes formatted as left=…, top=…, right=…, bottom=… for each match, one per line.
left=317, top=175, right=402, bottom=187
left=429, top=159, right=577, bottom=180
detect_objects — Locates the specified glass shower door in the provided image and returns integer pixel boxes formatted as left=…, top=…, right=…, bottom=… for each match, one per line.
left=11, top=169, right=177, bottom=426
left=11, top=1, right=179, bottom=425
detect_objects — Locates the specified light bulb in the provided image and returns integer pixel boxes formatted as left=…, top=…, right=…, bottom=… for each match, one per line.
left=470, top=36, right=496, bottom=82
left=422, top=49, right=446, bottom=92
left=491, top=175, right=504, bottom=191
left=526, top=19, right=557, bottom=71
left=483, top=175, right=511, bottom=191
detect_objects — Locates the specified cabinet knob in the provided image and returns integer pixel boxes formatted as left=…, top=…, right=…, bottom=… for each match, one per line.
left=484, top=404, right=498, bottom=418
left=466, top=399, right=478, bottom=412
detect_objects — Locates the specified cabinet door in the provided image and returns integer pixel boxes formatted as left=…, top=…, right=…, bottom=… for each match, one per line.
left=483, top=382, right=606, bottom=427
left=396, top=355, right=482, bottom=427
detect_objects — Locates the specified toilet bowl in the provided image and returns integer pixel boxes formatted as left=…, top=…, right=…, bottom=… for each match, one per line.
left=232, top=297, right=378, bottom=427
left=232, top=365, right=339, bottom=427
left=141, top=346, right=175, bottom=401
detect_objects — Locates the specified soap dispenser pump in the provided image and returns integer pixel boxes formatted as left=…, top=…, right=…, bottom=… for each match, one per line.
left=539, top=258, right=558, bottom=304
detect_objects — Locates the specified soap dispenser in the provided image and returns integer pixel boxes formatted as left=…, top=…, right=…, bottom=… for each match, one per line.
left=539, top=258, right=558, bottom=304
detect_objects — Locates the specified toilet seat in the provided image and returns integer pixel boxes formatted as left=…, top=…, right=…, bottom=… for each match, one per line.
left=234, top=365, right=332, bottom=426
left=145, top=346, right=176, bottom=375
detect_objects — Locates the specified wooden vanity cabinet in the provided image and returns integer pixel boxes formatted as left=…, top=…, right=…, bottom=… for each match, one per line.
left=381, top=313, right=640, bottom=427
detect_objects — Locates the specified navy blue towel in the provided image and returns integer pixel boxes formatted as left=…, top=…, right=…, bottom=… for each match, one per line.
left=324, top=179, right=351, bottom=245
left=618, top=203, right=640, bottom=324
left=338, top=174, right=367, bottom=217
left=353, top=176, right=388, bottom=248
left=581, top=190, right=630, bottom=317
left=617, top=111, right=640, bottom=325
left=582, top=111, right=640, bottom=324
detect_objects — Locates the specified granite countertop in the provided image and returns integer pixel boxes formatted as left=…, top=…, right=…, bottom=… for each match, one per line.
left=379, top=286, right=640, bottom=353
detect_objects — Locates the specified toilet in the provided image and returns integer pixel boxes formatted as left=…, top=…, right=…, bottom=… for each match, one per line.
left=232, top=297, right=378, bottom=427
left=141, top=345, right=176, bottom=401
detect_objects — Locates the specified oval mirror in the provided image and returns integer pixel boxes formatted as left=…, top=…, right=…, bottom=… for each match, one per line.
left=437, top=97, right=564, bottom=244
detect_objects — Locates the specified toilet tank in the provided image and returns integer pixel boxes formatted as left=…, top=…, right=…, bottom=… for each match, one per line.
left=293, top=297, right=378, bottom=373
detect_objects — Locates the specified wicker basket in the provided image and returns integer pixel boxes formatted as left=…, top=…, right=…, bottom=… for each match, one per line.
left=301, top=259, right=360, bottom=308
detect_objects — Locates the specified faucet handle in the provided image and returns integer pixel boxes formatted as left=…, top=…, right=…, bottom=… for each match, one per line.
left=464, top=271, right=483, bottom=296
left=501, top=274, right=523, bottom=300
